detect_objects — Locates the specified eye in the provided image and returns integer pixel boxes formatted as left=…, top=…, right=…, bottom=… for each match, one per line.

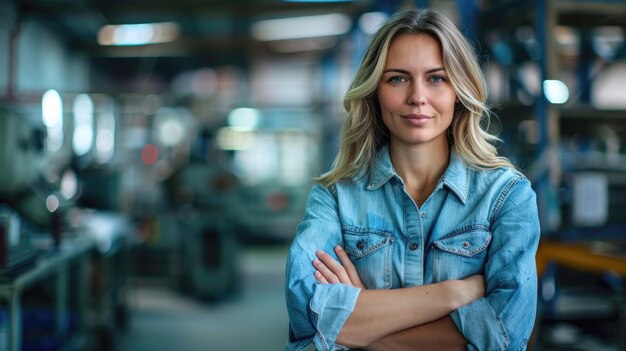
left=428, top=75, right=447, bottom=83
left=387, top=76, right=408, bottom=85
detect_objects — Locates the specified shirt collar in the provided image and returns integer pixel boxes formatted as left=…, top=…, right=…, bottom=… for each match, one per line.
left=366, top=145, right=396, bottom=191
left=367, top=145, right=469, bottom=205
left=440, top=150, right=468, bottom=204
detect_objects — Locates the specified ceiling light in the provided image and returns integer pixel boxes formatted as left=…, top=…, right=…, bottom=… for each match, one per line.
left=98, top=22, right=180, bottom=46
left=543, top=80, right=569, bottom=104
left=228, top=108, right=261, bottom=131
left=42, top=89, right=63, bottom=128
left=359, top=12, right=387, bottom=35
left=252, top=13, right=351, bottom=41
left=72, top=94, right=94, bottom=157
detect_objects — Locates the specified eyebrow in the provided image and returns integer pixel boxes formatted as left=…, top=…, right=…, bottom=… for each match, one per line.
left=382, top=67, right=446, bottom=74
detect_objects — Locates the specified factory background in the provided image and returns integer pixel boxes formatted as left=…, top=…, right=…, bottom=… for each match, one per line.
left=0, top=0, right=625, bottom=350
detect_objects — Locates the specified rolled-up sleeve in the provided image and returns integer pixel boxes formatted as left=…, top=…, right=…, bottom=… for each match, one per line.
left=285, top=184, right=361, bottom=351
left=451, top=177, right=540, bottom=351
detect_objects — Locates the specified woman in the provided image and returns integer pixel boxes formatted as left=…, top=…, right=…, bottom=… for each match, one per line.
left=285, top=8, right=540, bottom=351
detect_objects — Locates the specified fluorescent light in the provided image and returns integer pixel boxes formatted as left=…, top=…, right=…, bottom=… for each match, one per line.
left=543, top=80, right=569, bottom=104
left=95, top=111, right=115, bottom=164
left=42, top=89, right=64, bottom=152
left=73, top=94, right=94, bottom=157
left=252, top=13, right=351, bottom=41
left=359, top=12, right=387, bottom=35
left=42, top=89, right=63, bottom=128
left=228, top=108, right=261, bottom=130
left=98, top=22, right=180, bottom=46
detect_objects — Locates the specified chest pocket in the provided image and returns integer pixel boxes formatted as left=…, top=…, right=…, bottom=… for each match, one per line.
left=343, top=228, right=394, bottom=290
left=431, top=227, right=491, bottom=282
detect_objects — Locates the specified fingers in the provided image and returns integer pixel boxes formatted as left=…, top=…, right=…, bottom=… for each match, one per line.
left=315, top=250, right=351, bottom=284
left=313, top=256, right=341, bottom=284
left=314, top=271, right=329, bottom=284
left=334, top=246, right=365, bottom=289
left=312, top=246, right=365, bottom=289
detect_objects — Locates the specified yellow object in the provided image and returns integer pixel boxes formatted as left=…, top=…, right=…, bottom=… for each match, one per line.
left=536, top=240, right=626, bottom=277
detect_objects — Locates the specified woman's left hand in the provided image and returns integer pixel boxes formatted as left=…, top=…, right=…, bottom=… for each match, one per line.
left=313, top=245, right=365, bottom=289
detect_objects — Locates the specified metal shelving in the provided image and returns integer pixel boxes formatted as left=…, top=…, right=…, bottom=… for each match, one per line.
left=478, top=1, right=626, bottom=349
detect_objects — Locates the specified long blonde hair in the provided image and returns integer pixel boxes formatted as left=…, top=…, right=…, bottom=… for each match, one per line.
left=317, top=8, right=512, bottom=186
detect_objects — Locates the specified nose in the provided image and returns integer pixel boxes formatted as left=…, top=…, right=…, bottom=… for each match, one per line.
left=407, top=82, right=427, bottom=106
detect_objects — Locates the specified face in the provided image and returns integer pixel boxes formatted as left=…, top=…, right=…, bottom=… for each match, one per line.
left=377, top=33, right=457, bottom=149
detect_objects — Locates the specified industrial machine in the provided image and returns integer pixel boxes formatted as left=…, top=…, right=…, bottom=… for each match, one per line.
left=0, top=106, right=42, bottom=276
left=165, top=128, right=242, bottom=299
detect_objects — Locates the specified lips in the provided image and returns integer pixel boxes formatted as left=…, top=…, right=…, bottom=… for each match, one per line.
left=401, top=114, right=433, bottom=125
left=402, top=114, right=432, bottom=120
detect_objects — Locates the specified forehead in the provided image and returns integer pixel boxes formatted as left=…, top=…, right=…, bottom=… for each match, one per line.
left=384, top=32, right=443, bottom=67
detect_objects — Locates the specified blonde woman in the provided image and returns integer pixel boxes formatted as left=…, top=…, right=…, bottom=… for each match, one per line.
left=285, top=8, right=540, bottom=351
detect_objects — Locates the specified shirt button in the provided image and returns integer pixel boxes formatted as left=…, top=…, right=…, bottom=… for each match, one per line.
left=357, top=241, right=365, bottom=250
left=409, top=242, right=418, bottom=250
left=420, top=211, right=427, bottom=218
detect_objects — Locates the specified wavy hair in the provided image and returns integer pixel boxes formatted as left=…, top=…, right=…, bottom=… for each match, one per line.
left=317, top=8, right=513, bottom=186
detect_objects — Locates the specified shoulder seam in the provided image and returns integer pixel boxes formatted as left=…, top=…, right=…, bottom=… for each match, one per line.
left=489, top=173, right=523, bottom=224
left=328, top=184, right=338, bottom=202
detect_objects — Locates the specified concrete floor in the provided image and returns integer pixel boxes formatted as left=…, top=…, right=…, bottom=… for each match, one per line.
left=118, top=244, right=290, bottom=351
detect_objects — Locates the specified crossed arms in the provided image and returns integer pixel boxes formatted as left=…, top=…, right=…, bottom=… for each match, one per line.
left=314, top=246, right=484, bottom=350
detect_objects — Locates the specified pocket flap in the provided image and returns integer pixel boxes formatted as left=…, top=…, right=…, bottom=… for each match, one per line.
left=433, top=229, right=491, bottom=257
left=343, top=231, right=392, bottom=258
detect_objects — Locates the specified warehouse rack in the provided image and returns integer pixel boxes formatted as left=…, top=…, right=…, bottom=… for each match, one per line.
left=477, top=0, right=626, bottom=349
left=477, top=0, right=626, bottom=233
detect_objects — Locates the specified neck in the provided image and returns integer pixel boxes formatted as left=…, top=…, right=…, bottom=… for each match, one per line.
left=389, top=139, right=450, bottom=204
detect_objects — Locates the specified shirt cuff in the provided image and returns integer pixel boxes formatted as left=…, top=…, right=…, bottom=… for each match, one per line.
left=309, top=284, right=361, bottom=351
left=450, top=298, right=510, bottom=351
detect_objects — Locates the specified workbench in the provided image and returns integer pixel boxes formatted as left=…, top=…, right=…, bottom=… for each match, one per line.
left=0, top=237, right=95, bottom=351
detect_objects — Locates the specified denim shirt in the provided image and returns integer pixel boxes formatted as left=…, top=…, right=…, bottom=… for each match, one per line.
left=285, top=145, right=540, bottom=351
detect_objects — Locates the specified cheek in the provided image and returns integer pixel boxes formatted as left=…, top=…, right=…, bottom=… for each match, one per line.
left=380, top=108, right=392, bottom=129
left=377, top=91, right=390, bottom=111
left=378, top=88, right=403, bottom=110
left=435, top=94, right=457, bottom=117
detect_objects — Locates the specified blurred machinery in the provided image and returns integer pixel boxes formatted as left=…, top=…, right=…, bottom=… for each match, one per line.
left=0, top=102, right=131, bottom=350
left=0, top=106, right=41, bottom=276
left=168, top=132, right=242, bottom=299
left=0, top=105, right=84, bottom=350
left=125, top=104, right=243, bottom=299
left=217, top=107, right=322, bottom=241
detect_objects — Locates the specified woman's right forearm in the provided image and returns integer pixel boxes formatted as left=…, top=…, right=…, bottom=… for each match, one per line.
left=363, top=315, right=467, bottom=351
left=336, top=278, right=479, bottom=348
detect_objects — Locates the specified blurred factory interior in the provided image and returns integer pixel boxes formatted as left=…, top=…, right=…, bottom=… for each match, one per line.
left=1, top=0, right=626, bottom=350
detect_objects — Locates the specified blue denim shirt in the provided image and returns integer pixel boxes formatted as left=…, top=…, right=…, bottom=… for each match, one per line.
left=285, top=145, right=540, bottom=351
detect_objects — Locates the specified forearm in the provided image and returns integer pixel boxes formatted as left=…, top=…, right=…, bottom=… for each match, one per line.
left=336, top=280, right=473, bottom=348
left=363, top=315, right=466, bottom=351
